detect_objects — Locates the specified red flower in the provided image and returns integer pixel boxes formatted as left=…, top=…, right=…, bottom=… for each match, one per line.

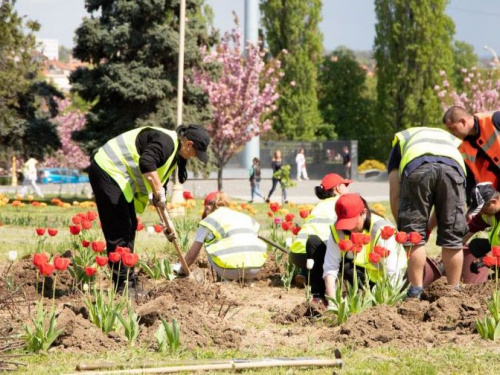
left=109, top=252, right=121, bottom=263
left=267, top=211, right=274, bottom=218
left=369, top=252, right=381, bottom=264
left=285, top=213, right=295, bottom=222
left=274, top=217, right=281, bottom=225
left=81, top=220, right=92, bottom=230
left=363, top=234, right=371, bottom=245
left=122, top=253, right=139, bottom=268
left=183, top=191, right=194, bottom=200
left=291, top=226, right=301, bottom=235
left=39, top=262, right=55, bottom=276
left=484, top=256, right=497, bottom=268
left=350, top=232, right=365, bottom=245
left=374, top=246, right=390, bottom=258
left=395, top=231, right=408, bottom=244
left=409, top=232, right=423, bottom=245
left=71, top=216, right=81, bottom=225
left=84, top=266, right=97, bottom=276
left=153, top=224, right=163, bottom=233
left=81, top=239, right=90, bottom=248
left=351, top=244, right=363, bottom=254
left=115, top=246, right=131, bottom=255
left=33, top=253, right=49, bottom=267
left=35, top=228, right=46, bottom=236
left=338, top=239, right=353, bottom=252
left=299, top=209, right=309, bottom=219
left=95, top=256, right=109, bottom=267
left=69, top=225, right=81, bottom=235
left=54, top=256, right=70, bottom=271
left=281, top=221, right=292, bottom=231
left=492, top=246, right=500, bottom=257
left=380, top=226, right=395, bottom=240
left=269, top=202, right=280, bottom=212
left=86, top=211, right=98, bottom=221
left=47, top=228, right=58, bottom=237
left=137, top=223, right=144, bottom=231
left=91, top=241, right=106, bottom=253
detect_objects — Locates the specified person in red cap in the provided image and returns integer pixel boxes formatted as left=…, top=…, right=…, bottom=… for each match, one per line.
left=289, top=174, right=351, bottom=302
left=323, top=193, right=407, bottom=304
left=175, top=191, right=267, bottom=281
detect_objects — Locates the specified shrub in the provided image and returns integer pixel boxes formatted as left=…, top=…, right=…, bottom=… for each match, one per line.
left=358, top=159, right=387, bottom=172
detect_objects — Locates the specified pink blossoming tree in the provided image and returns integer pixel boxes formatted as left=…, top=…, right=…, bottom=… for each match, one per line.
left=192, top=27, right=282, bottom=190
left=43, top=99, right=90, bottom=170
left=436, top=68, right=500, bottom=112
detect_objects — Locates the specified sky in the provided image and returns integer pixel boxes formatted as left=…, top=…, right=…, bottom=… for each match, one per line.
left=14, top=0, right=500, bottom=58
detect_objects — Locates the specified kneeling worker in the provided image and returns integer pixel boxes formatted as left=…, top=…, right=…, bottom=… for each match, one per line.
left=180, top=192, right=267, bottom=281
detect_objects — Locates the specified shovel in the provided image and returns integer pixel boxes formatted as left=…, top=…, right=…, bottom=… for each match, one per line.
left=148, top=179, right=190, bottom=276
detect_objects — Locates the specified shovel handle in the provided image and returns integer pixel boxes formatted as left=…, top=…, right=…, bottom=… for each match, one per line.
left=258, top=235, right=289, bottom=254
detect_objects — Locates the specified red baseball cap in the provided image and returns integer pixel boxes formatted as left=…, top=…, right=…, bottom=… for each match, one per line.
left=204, top=191, right=219, bottom=206
left=321, top=174, right=352, bottom=190
left=335, top=193, right=365, bottom=230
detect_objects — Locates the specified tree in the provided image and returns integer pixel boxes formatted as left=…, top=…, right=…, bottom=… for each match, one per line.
left=451, top=41, right=478, bottom=90
left=318, top=49, right=381, bottom=161
left=374, top=0, right=455, bottom=152
left=0, top=0, right=62, bottom=161
left=260, top=0, right=323, bottom=140
left=43, top=99, right=90, bottom=170
left=192, top=27, right=281, bottom=190
left=70, top=0, right=216, bottom=156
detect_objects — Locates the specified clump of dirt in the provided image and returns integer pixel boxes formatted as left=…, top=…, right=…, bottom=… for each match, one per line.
left=273, top=300, right=326, bottom=324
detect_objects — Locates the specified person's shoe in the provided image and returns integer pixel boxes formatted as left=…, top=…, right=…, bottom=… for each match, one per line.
left=265, top=198, right=270, bottom=203
left=284, top=200, right=289, bottom=204
left=294, top=273, right=307, bottom=288
left=406, top=286, right=423, bottom=300
left=248, top=200, right=253, bottom=203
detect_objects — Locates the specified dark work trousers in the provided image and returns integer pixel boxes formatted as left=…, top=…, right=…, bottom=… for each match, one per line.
left=340, top=258, right=372, bottom=289
left=88, top=160, right=137, bottom=287
left=305, top=235, right=327, bottom=298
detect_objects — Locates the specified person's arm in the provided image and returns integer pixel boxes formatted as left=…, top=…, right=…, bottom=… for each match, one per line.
left=387, top=143, right=401, bottom=222
left=323, top=234, right=341, bottom=299
left=184, top=227, right=208, bottom=266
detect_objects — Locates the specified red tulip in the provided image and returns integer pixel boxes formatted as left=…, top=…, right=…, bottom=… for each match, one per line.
left=395, top=231, right=408, bottom=244
left=270, top=202, right=280, bottom=212
left=338, top=239, right=353, bottom=252
left=291, top=226, right=301, bottom=235
left=81, top=239, right=90, bottom=248
left=351, top=244, right=363, bottom=254
left=369, top=252, right=381, bottom=264
left=299, top=209, right=309, bottom=219
left=47, top=228, right=58, bottom=237
left=484, top=256, right=497, bottom=268
left=350, top=232, right=365, bottom=245
left=39, top=262, right=55, bottom=276
left=267, top=211, right=274, bottom=218
left=409, top=232, right=423, bottom=245
left=153, top=224, right=163, bottom=233
left=374, top=246, right=390, bottom=258
left=122, top=253, right=139, bottom=268
left=363, top=234, right=371, bottom=245
left=69, top=225, right=81, bottom=235
left=95, top=256, right=109, bottom=267
left=281, top=221, right=292, bottom=231
left=91, top=241, right=106, bottom=253
left=380, top=226, right=395, bottom=240
left=87, top=211, right=98, bottom=221
left=71, top=216, right=81, bottom=225
left=81, top=220, right=92, bottom=230
left=285, top=213, right=295, bottom=222
left=109, top=252, right=121, bottom=263
left=115, top=246, right=131, bottom=255
left=137, top=223, right=144, bottom=231
left=35, top=228, right=46, bottom=236
left=84, top=266, right=97, bottom=276
left=33, top=253, right=49, bottom=267
left=492, top=246, right=500, bottom=257
left=54, top=256, right=70, bottom=271
left=183, top=191, right=194, bottom=200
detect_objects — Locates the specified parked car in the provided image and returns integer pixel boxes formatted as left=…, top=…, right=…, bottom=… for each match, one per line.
left=37, top=168, right=89, bottom=184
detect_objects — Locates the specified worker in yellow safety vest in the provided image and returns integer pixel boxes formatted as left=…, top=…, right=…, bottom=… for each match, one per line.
left=89, top=125, right=210, bottom=292
left=177, top=191, right=267, bottom=281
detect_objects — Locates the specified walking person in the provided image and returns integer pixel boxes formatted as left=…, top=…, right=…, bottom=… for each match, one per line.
left=249, top=157, right=264, bottom=203
left=20, top=156, right=44, bottom=198
left=388, top=127, right=467, bottom=299
left=266, top=150, right=288, bottom=203
left=295, top=148, right=309, bottom=181
left=88, top=124, right=210, bottom=293
left=342, top=146, right=351, bottom=179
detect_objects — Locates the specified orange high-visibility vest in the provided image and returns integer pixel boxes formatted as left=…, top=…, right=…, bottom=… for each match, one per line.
left=459, top=112, right=500, bottom=187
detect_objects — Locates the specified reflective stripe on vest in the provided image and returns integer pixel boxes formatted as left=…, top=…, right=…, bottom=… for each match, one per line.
left=290, top=197, right=339, bottom=254
left=393, top=127, right=465, bottom=176
left=94, top=127, right=178, bottom=213
left=199, top=207, right=267, bottom=269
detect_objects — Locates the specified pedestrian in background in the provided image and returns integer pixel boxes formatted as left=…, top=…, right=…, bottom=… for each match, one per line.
left=266, top=149, right=288, bottom=203
left=20, top=156, right=44, bottom=198
left=295, top=148, right=309, bottom=181
left=342, top=146, right=351, bottom=179
left=249, top=157, right=264, bottom=203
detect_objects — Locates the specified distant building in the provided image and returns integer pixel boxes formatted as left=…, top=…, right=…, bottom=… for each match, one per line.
left=37, top=38, right=59, bottom=60
left=41, top=58, right=86, bottom=92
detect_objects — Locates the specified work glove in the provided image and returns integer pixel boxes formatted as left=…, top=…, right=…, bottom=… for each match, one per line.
left=470, top=259, right=485, bottom=275
left=149, top=189, right=167, bottom=208
left=171, top=262, right=185, bottom=275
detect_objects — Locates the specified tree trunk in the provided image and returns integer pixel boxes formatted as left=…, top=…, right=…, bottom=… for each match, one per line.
left=217, top=167, right=223, bottom=191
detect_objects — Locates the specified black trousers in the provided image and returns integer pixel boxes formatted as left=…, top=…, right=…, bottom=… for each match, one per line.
left=88, top=160, right=137, bottom=286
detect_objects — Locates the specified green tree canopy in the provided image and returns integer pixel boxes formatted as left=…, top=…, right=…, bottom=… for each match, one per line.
left=71, top=0, right=216, bottom=155
left=451, top=40, right=479, bottom=90
left=260, top=0, right=324, bottom=140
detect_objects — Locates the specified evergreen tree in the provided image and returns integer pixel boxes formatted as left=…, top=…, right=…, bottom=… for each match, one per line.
left=71, top=0, right=216, bottom=155
left=318, top=49, right=379, bottom=161
left=374, top=0, right=455, bottom=144
left=260, top=0, right=323, bottom=140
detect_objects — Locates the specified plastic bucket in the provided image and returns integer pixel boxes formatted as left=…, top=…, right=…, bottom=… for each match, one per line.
left=461, top=246, right=489, bottom=284
left=422, top=257, right=443, bottom=288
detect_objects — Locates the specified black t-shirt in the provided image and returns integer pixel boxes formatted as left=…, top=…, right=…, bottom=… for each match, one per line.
left=343, top=151, right=350, bottom=165
left=136, top=128, right=176, bottom=173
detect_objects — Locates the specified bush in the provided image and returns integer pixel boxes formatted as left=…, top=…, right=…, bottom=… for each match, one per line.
left=358, top=159, right=387, bottom=172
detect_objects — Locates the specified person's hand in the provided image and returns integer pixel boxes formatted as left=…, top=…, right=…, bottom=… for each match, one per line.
left=151, top=189, right=166, bottom=208
left=171, top=262, right=185, bottom=275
